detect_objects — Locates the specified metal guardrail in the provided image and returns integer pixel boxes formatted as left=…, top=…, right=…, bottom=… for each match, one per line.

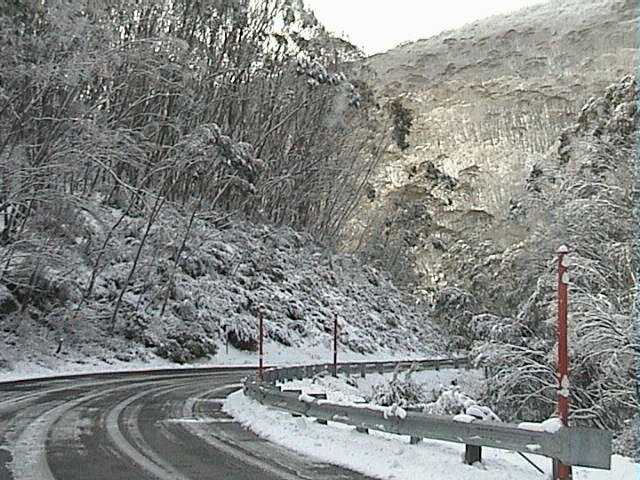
left=259, top=357, right=468, bottom=383
left=244, top=359, right=612, bottom=471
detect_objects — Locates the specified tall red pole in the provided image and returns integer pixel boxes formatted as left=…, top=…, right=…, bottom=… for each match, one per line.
left=333, top=313, right=338, bottom=377
left=258, top=305, right=264, bottom=382
left=556, top=245, right=571, bottom=479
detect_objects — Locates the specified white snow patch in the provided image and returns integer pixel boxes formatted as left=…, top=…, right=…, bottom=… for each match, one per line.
left=453, top=414, right=476, bottom=423
left=298, top=393, right=316, bottom=404
left=559, top=375, right=570, bottom=398
left=518, top=418, right=563, bottom=434
left=541, top=417, right=563, bottom=434
left=383, top=404, right=407, bottom=420
left=517, top=422, right=545, bottom=432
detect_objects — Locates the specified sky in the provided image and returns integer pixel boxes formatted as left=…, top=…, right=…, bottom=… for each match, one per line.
left=303, top=0, right=548, bottom=55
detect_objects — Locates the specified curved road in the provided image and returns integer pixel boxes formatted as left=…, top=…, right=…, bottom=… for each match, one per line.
left=0, top=368, right=371, bottom=480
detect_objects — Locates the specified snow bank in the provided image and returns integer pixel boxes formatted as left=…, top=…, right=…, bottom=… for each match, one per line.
left=224, top=390, right=637, bottom=480
left=0, top=341, right=440, bottom=384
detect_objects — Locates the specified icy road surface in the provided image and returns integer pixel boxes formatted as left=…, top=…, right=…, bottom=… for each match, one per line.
left=0, top=368, right=372, bottom=480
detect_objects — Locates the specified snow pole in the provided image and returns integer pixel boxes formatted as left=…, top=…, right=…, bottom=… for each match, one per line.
left=333, top=313, right=338, bottom=377
left=258, top=304, right=264, bottom=382
left=555, top=245, right=572, bottom=480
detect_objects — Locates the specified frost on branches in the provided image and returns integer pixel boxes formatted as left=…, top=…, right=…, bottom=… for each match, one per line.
left=443, top=77, right=639, bottom=455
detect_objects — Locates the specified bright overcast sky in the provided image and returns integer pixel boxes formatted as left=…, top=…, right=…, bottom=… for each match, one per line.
left=304, top=0, right=548, bottom=55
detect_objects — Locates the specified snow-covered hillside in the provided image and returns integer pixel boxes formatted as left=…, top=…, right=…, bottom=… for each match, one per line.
left=349, top=0, right=637, bottom=288
left=0, top=200, right=441, bottom=379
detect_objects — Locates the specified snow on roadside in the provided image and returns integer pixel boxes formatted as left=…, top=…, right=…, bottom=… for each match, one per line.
left=0, top=340, right=436, bottom=384
left=518, top=418, right=564, bottom=434
left=278, top=367, right=485, bottom=409
left=224, top=389, right=638, bottom=480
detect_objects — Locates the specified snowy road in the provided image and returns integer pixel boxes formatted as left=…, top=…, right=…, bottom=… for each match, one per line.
left=0, top=369, right=372, bottom=480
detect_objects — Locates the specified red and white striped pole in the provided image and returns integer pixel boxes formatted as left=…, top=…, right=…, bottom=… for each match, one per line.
left=555, top=245, right=572, bottom=479
left=258, top=304, right=264, bottom=382
left=333, top=313, right=338, bottom=377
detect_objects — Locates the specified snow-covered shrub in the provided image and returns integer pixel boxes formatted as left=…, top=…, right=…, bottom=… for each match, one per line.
left=122, top=314, right=149, bottom=342
left=267, top=323, right=293, bottom=346
left=179, top=254, right=210, bottom=279
left=155, top=330, right=217, bottom=364
left=5, top=256, right=77, bottom=311
left=0, top=284, right=19, bottom=315
left=612, top=416, right=639, bottom=461
left=368, top=369, right=427, bottom=408
left=226, top=315, right=258, bottom=351
left=344, top=336, right=377, bottom=354
left=432, top=287, right=478, bottom=348
left=423, top=387, right=477, bottom=416
left=155, top=339, right=187, bottom=363
left=470, top=314, right=520, bottom=344
left=173, top=299, right=198, bottom=323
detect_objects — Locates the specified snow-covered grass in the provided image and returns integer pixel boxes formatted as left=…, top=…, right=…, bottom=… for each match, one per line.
left=224, top=368, right=639, bottom=480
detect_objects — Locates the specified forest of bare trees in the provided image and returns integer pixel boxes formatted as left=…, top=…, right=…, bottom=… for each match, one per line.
left=0, top=0, right=389, bottom=322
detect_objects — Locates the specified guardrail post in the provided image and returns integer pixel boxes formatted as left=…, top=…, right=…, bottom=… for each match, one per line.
left=464, top=445, right=481, bottom=465
left=377, top=363, right=384, bottom=375
left=360, top=364, right=366, bottom=378
left=310, top=393, right=329, bottom=424
left=435, top=359, right=440, bottom=371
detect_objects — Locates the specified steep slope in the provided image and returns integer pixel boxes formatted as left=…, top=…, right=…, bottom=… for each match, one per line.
left=0, top=1, right=437, bottom=377
left=349, top=0, right=636, bottom=293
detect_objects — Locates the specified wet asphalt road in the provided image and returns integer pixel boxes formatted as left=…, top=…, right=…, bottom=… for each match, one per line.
left=0, top=369, right=372, bottom=480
